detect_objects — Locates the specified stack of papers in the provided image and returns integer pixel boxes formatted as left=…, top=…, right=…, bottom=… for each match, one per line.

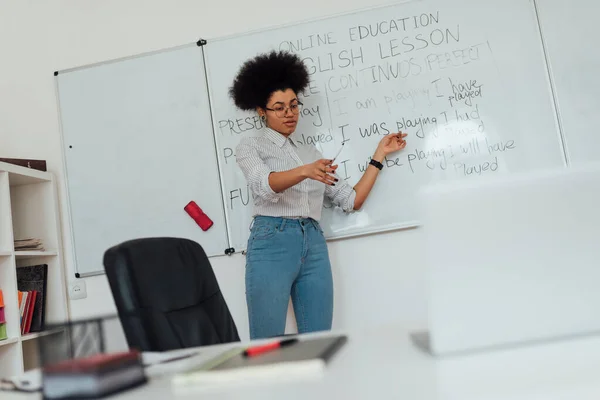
left=0, top=368, right=41, bottom=392
left=14, top=238, right=44, bottom=251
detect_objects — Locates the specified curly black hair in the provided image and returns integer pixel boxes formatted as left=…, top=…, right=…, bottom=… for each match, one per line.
left=229, top=50, right=310, bottom=111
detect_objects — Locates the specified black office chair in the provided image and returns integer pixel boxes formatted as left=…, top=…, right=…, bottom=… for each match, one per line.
left=103, top=237, right=240, bottom=352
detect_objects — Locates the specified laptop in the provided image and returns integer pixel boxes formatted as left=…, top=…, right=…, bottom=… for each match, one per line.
left=412, top=163, right=600, bottom=356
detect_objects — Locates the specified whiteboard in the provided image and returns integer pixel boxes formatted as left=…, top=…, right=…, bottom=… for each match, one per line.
left=534, top=0, right=600, bottom=166
left=57, top=44, right=229, bottom=277
left=203, top=0, right=566, bottom=252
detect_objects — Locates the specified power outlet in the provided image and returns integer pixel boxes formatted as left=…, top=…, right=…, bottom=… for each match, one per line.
left=68, top=280, right=87, bottom=300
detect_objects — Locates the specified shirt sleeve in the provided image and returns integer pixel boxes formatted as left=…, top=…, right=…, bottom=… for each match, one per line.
left=235, top=139, right=283, bottom=203
left=325, top=175, right=356, bottom=213
left=311, top=146, right=356, bottom=212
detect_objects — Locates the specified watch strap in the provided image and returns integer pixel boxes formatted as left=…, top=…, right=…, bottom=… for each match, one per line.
left=369, top=158, right=383, bottom=170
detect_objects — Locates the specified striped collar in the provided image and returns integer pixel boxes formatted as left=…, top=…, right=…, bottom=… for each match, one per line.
left=263, top=127, right=296, bottom=148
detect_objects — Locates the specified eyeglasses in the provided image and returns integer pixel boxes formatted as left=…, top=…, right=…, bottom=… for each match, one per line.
left=265, top=101, right=303, bottom=118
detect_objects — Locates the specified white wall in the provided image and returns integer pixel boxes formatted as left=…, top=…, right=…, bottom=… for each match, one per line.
left=0, top=0, right=427, bottom=346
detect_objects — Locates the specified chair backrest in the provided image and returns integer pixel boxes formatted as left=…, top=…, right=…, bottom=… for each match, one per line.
left=103, top=237, right=239, bottom=351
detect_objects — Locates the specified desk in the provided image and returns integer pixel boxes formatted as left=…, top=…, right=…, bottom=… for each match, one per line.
left=5, top=324, right=600, bottom=400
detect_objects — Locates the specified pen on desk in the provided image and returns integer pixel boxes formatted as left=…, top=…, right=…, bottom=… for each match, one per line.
left=331, top=143, right=345, bottom=163
left=142, top=352, right=199, bottom=367
left=155, top=353, right=198, bottom=365
left=243, top=338, right=298, bottom=357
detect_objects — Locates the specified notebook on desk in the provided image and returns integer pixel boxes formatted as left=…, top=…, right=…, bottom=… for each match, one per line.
left=172, top=335, right=347, bottom=389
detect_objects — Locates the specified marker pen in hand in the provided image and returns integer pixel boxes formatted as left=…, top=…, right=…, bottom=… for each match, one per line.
left=331, top=143, right=345, bottom=163
left=243, top=338, right=298, bottom=357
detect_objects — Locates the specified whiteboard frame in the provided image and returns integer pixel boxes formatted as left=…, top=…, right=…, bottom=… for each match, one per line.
left=54, top=41, right=233, bottom=278
left=531, top=0, right=571, bottom=167
left=53, top=0, right=575, bottom=272
left=54, top=68, right=92, bottom=277
left=201, top=0, right=570, bottom=255
left=200, top=45, right=236, bottom=256
left=202, top=0, right=427, bottom=255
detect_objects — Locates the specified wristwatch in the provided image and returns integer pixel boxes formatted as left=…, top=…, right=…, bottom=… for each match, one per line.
left=369, top=158, right=383, bottom=170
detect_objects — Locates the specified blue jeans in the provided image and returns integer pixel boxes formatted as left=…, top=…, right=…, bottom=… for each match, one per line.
left=245, top=216, right=334, bottom=339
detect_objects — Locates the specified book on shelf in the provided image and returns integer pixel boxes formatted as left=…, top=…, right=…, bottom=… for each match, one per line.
left=0, top=290, right=6, bottom=340
left=14, top=238, right=44, bottom=252
left=0, top=158, right=47, bottom=172
left=17, top=264, right=48, bottom=334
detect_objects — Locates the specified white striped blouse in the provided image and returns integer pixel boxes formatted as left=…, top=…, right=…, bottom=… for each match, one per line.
left=235, top=127, right=356, bottom=221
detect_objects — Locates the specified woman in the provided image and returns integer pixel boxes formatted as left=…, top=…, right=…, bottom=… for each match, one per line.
left=230, top=50, right=407, bottom=339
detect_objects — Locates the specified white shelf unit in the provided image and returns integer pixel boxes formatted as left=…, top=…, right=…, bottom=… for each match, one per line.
left=0, top=161, right=69, bottom=378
